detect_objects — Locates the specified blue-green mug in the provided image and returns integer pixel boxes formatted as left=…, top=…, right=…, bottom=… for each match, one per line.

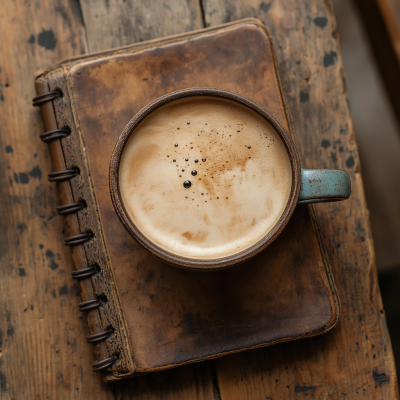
left=110, top=88, right=351, bottom=270
left=298, top=168, right=350, bottom=205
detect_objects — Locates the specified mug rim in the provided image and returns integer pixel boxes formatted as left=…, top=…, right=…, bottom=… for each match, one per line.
left=109, top=88, right=301, bottom=270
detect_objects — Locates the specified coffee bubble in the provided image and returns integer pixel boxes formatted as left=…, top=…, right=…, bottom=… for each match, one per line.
left=183, top=180, right=191, bottom=188
left=191, top=170, right=197, bottom=176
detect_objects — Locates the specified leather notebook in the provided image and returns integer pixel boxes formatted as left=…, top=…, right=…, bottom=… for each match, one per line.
left=33, top=19, right=340, bottom=381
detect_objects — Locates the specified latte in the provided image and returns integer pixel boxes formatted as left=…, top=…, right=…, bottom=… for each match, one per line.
left=119, top=96, right=292, bottom=259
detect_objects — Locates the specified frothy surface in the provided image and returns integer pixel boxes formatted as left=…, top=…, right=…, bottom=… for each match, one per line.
left=119, top=96, right=292, bottom=259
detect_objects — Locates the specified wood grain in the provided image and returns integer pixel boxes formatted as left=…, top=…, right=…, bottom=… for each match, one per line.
left=1, top=0, right=398, bottom=398
left=0, top=0, right=107, bottom=398
left=202, top=0, right=399, bottom=398
left=79, top=0, right=205, bottom=52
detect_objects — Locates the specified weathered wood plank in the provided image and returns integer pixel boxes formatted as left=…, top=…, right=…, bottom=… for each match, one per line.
left=201, top=0, right=399, bottom=398
left=79, top=0, right=205, bottom=52
left=0, top=0, right=216, bottom=399
left=0, top=1, right=112, bottom=399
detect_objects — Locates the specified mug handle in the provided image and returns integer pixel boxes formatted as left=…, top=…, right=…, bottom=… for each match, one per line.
left=298, top=169, right=351, bottom=205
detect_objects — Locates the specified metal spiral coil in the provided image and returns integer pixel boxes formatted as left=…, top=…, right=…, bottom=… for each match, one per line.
left=79, top=299, right=101, bottom=312
left=32, top=90, right=62, bottom=106
left=48, top=168, right=79, bottom=182
left=40, top=128, right=70, bottom=143
left=33, top=91, right=117, bottom=373
left=64, top=232, right=92, bottom=246
left=92, top=356, right=118, bottom=372
left=57, top=202, right=84, bottom=215
left=71, top=266, right=97, bottom=280
left=87, top=329, right=113, bottom=344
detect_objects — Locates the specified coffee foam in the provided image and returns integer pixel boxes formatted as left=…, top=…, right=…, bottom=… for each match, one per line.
left=119, top=96, right=292, bottom=259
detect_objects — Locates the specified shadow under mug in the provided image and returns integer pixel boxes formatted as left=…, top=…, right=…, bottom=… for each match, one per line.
left=110, top=88, right=351, bottom=270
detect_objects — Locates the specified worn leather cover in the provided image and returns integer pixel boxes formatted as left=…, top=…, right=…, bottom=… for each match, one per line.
left=34, top=19, right=340, bottom=381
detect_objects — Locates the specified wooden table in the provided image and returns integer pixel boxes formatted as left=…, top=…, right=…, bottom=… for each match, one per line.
left=0, top=1, right=398, bottom=398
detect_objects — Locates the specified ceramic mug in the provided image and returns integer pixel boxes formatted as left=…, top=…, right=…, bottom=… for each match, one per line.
left=110, top=88, right=350, bottom=270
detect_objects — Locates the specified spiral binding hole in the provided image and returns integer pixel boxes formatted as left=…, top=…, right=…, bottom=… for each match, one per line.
left=79, top=198, right=88, bottom=209
left=97, top=293, right=108, bottom=304
left=54, top=87, right=63, bottom=97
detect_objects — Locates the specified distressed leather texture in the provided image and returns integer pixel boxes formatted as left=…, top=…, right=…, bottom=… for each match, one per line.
left=35, top=19, right=339, bottom=379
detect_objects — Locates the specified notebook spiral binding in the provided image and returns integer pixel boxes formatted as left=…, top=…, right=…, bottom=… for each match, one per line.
left=32, top=91, right=118, bottom=373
